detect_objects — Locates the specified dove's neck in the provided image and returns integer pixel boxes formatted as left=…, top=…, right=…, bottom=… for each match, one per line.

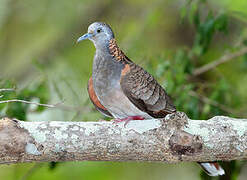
left=92, top=42, right=124, bottom=98
left=93, top=39, right=124, bottom=81
left=93, top=38, right=111, bottom=54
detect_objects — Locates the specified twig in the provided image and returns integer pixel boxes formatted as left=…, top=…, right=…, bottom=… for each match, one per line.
left=0, top=99, right=63, bottom=108
left=0, top=88, right=15, bottom=92
left=20, top=163, right=43, bottom=180
left=188, top=91, right=237, bottom=115
left=0, top=98, right=91, bottom=113
left=192, top=47, right=247, bottom=76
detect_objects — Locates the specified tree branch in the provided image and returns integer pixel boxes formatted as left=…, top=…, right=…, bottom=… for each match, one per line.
left=0, top=114, right=246, bottom=164
left=192, top=47, right=247, bottom=76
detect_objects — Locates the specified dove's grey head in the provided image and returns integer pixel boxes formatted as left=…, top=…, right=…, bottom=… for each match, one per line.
left=77, top=22, right=115, bottom=50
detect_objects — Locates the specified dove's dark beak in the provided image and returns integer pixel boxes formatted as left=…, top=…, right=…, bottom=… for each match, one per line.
left=77, top=33, right=93, bottom=43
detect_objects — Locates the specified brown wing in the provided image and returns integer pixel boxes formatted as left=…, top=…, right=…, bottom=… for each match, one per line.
left=120, top=63, right=176, bottom=118
left=88, top=77, right=113, bottom=117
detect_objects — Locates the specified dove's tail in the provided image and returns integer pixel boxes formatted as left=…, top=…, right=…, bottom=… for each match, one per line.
left=198, top=162, right=225, bottom=176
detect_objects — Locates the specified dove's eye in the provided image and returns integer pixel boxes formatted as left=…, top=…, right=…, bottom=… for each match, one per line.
left=97, top=29, right=102, bottom=33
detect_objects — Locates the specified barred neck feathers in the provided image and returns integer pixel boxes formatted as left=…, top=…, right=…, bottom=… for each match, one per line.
left=108, top=39, right=132, bottom=64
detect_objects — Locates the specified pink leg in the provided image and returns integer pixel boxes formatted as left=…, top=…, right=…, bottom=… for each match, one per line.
left=113, top=116, right=145, bottom=127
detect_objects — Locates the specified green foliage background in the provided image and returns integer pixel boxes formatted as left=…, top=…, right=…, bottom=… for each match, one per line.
left=0, top=0, right=247, bottom=179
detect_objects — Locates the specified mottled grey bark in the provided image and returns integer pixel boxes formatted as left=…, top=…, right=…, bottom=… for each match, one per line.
left=0, top=113, right=246, bottom=164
